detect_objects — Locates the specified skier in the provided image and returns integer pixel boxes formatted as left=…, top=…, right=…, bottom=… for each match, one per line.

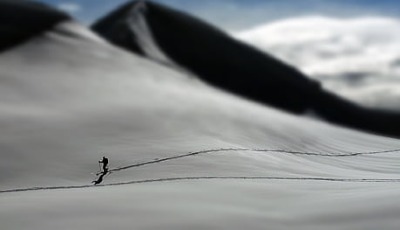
left=99, top=156, right=109, bottom=173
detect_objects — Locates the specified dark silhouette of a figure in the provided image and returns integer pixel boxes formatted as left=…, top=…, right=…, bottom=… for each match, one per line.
left=92, top=172, right=107, bottom=185
left=99, top=156, right=109, bottom=173
left=92, top=156, right=110, bottom=185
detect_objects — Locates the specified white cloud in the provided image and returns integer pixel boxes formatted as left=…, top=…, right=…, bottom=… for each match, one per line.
left=235, top=16, right=400, bottom=111
left=57, top=2, right=82, bottom=13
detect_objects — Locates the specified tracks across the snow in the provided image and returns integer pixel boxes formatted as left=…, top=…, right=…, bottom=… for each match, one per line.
left=2, top=176, right=400, bottom=194
left=108, top=147, right=400, bottom=173
left=2, top=147, right=400, bottom=194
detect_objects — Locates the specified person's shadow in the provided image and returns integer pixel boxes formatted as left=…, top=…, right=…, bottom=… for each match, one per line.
left=92, top=169, right=109, bottom=185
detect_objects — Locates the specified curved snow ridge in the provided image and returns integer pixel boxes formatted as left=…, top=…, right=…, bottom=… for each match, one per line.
left=108, top=148, right=400, bottom=173
left=126, top=1, right=174, bottom=65
left=2, top=176, right=400, bottom=194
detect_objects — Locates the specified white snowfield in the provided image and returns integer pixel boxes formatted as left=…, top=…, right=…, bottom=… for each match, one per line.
left=1, top=21, right=400, bottom=230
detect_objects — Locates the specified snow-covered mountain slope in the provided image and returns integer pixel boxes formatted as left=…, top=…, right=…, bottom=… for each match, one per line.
left=5, top=16, right=400, bottom=190
left=91, top=0, right=400, bottom=138
left=2, top=1, right=400, bottom=230
left=92, top=0, right=320, bottom=115
left=236, top=16, right=400, bottom=111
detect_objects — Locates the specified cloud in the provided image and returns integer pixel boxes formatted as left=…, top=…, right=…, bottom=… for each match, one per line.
left=151, top=0, right=400, bottom=31
left=235, top=16, right=400, bottom=111
left=57, top=2, right=82, bottom=13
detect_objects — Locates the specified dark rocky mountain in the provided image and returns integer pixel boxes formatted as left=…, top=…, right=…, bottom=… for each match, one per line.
left=92, top=0, right=400, bottom=138
left=0, top=0, right=70, bottom=52
left=92, top=0, right=321, bottom=114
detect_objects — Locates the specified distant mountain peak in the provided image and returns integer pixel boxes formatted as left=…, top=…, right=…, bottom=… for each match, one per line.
left=92, top=0, right=147, bottom=56
left=91, top=0, right=400, bottom=138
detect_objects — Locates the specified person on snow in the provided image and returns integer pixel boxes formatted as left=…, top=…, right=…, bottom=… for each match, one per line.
left=99, top=156, right=109, bottom=173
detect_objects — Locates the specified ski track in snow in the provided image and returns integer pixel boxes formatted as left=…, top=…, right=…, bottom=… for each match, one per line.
left=109, top=148, right=400, bottom=173
left=1, top=148, right=400, bottom=194
left=2, top=177, right=400, bottom=194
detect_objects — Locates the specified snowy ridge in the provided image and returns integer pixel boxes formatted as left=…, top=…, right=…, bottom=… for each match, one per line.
left=92, top=1, right=400, bottom=138
left=126, top=1, right=173, bottom=65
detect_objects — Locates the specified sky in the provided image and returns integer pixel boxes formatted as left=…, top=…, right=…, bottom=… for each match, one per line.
left=38, top=0, right=400, bottom=30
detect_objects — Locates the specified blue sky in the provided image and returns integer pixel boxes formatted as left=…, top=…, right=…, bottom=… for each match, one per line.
left=38, top=0, right=400, bottom=30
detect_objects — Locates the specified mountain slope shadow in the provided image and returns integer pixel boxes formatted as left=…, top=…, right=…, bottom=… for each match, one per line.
left=92, top=0, right=400, bottom=138
left=0, top=0, right=70, bottom=52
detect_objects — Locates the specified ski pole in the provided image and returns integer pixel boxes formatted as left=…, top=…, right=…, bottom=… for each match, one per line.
left=98, top=161, right=102, bottom=172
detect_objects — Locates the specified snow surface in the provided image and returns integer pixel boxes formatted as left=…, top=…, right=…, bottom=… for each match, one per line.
left=2, top=20, right=400, bottom=229
left=236, top=16, right=400, bottom=111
